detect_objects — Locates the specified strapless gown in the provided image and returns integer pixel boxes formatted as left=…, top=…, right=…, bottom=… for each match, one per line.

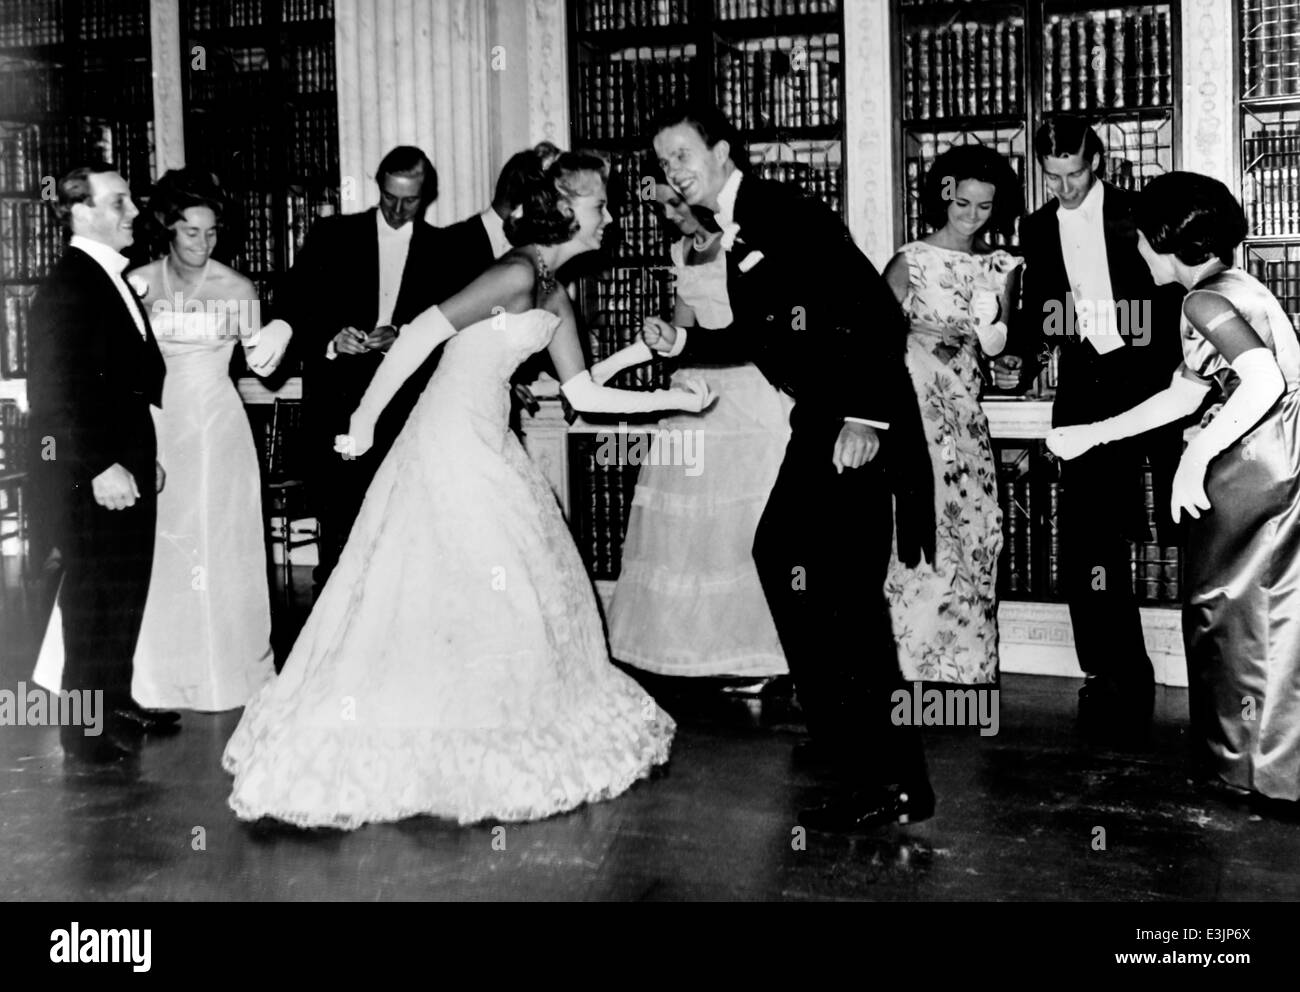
left=222, top=309, right=676, bottom=828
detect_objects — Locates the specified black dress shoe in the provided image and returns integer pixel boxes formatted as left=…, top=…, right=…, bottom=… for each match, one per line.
left=795, top=785, right=930, bottom=832
left=113, top=704, right=181, bottom=735
left=800, top=783, right=936, bottom=833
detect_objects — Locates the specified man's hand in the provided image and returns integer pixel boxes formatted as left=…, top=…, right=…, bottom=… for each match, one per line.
left=155, top=460, right=166, bottom=494
left=991, top=353, right=1023, bottom=390
left=92, top=463, right=140, bottom=510
left=333, top=327, right=370, bottom=356
left=832, top=422, right=880, bottom=473
left=365, top=325, right=398, bottom=352
left=641, top=316, right=677, bottom=354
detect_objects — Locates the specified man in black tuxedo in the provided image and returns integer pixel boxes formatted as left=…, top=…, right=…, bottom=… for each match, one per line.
left=28, top=164, right=176, bottom=762
left=1003, top=119, right=1186, bottom=740
left=644, top=105, right=937, bottom=832
left=276, top=146, right=480, bottom=593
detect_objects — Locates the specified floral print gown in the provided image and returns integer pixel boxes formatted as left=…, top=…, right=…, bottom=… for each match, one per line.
left=884, top=241, right=1019, bottom=684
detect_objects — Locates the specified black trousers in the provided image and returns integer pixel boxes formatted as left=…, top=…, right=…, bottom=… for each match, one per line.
left=60, top=490, right=156, bottom=709
left=752, top=421, right=928, bottom=793
left=1058, top=446, right=1154, bottom=690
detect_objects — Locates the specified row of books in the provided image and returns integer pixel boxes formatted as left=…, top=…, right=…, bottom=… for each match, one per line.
left=1, top=284, right=34, bottom=378
left=0, top=63, right=63, bottom=116
left=282, top=0, right=332, bottom=22
left=226, top=190, right=276, bottom=277
left=82, top=56, right=153, bottom=113
left=576, top=48, right=695, bottom=142
left=289, top=41, right=335, bottom=95
left=0, top=198, right=60, bottom=282
left=717, top=0, right=837, bottom=18
left=0, top=122, right=57, bottom=193
left=190, top=116, right=278, bottom=188
left=579, top=0, right=689, bottom=31
left=751, top=152, right=841, bottom=215
left=717, top=36, right=840, bottom=132
left=82, top=117, right=156, bottom=193
left=1246, top=254, right=1300, bottom=333
left=586, top=267, right=674, bottom=391
left=901, top=19, right=1025, bottom=122
left=1241, top=0, right=1300, bottom=99
left=1241, top=126, right=1300, bottom=238
left=79, top=0, right=148, bottom=40
left=186, top=46, right=270, bottom=104
left=284, top=188, right=335, bottom=269
left=286, top=106, right=338, bottom=182
left=0, top=397, right=27, bottom=471
left=188, top=0, right=267, bottom=31
left=0, top=0, right=61, bottom=46
left=574, top=443, right=640, bottom=581
left=1044, top=7, right=1174, bottom=113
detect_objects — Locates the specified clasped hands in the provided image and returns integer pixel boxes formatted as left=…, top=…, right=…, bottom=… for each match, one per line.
left=1046, top=425, right=1211, bottom=523
left=333, top=325, right=397, bottom=356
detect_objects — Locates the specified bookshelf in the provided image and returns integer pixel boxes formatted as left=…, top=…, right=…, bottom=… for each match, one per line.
left=1238, top=0, right=1300, bottom=335
left=566, top=0, right=846, bottom=581
left=179, top=0, right=338, bottom=323
left=0, top=0, right=156, bottom=381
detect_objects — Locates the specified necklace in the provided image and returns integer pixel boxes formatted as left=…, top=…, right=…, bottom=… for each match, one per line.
left=162, top=255, right=211, bottom=304
left=533, top=245, right=557, bottom=304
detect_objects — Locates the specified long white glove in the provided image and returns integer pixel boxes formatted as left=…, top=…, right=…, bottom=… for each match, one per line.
left=243, top=318, right=293, bottom=376
left=1169, top=347, right=1285, bottom=522
left=335, top=305, right=458, bottom=459
left=560, top=369, right=715, bottom=415
left=971, top=290, right=1007, bottom=356
left=1045, top=372, right=1210, bottom=461
left=590, top=340, right=655, bottom=386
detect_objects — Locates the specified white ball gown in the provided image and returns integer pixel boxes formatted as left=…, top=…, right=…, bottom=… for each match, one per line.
left=222, top=308, right=676, bottom=829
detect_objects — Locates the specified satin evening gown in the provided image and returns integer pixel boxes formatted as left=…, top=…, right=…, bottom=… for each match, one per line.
left=1181, top=269, right=1300, bottom=802
left=223, top=309, right=675, bottom=828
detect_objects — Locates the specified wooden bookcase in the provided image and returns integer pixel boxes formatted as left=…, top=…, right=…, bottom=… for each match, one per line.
left=179, top=0, right=339, bottom=326
left=0, top=0, right=155, bottom=381
left=891, top=0, right=1184, bottom=612
left=1237, top=0, right=1300, bottom=334
left=566, top=0, right=846, bottom=581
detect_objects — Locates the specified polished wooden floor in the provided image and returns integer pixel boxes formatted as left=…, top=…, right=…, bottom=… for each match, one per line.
left=1, top=560, right=1298, bottom=902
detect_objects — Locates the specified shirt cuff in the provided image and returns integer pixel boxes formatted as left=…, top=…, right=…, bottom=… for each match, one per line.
left=325, top=340, right=338, bottom=360
left=664, top=326, right=688, bottom=359
left=845, top=417, right=890, bottom=430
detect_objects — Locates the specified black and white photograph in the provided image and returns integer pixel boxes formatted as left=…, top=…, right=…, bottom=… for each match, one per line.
left=0, top=0, right=1295, bottom=963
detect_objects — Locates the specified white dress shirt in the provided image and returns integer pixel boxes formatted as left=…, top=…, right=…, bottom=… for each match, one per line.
left=479, top=207, right=512, bottom=260
left=375, top=208, right=415, bottom=328
left=70, top=235, right=147, bottom=340
left=663, top=169, right=887, bottom=430
left=1057, top=180, right=1124, bottom=355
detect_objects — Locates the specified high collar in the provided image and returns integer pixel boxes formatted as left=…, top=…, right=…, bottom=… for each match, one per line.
left=715, top=168, right=744, bottom=225
left=70, top=234, right=130, bottom=276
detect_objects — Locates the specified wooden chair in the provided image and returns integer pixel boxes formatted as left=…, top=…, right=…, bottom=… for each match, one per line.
left=263, top=397, right=317, bottom=601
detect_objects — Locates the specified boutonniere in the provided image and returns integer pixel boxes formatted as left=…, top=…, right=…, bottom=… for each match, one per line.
left=720, top=220, right=741, bottom=252
left=737, top=250, right=765, bottom=273
left=126, top=274, right=149, bottom=299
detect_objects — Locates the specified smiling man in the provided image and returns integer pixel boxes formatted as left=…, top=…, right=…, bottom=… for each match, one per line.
left=642, top=103, right=937, bottom=834
left=1005, top=118, right=1186, bottom=742
left=27, top=164, right=168, bottom=762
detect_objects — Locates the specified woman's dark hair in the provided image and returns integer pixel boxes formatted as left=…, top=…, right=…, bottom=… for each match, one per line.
left=920, top=144, right=1023, bottom=238
left=1033, top=117, right=1106, bottom=177
left=505, top=147, right=609, bottom=247
left=144, top=167, right=231, bottom=259
left=1135, top=171, right=1248, bottom=267
left=650, top=101, right=750, bottom=174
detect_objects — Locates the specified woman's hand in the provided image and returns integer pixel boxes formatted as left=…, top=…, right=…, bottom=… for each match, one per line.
left=675, top=377, right=716, bottom=413
left=335, top=416, right=375, bottom=460
left=1170, top=453, right=1212, bottom=523
left=1045, top=425, right=1101, bottom=461
left=971, top=290, right=1001, bottom=326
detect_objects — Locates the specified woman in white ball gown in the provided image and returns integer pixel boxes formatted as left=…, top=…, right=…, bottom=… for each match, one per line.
left=222, top=150, right=714, bottom=829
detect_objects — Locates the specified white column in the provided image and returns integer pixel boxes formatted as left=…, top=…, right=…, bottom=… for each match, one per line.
left=150, top=0, right=185, bottom=173
left=1181, top=0, right=1237, bottom=185
left=525, top=0, right=569, bottom=147
left=335, top=0, right=493, bottom=224
left=843, top=0, right=894, bottom=269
